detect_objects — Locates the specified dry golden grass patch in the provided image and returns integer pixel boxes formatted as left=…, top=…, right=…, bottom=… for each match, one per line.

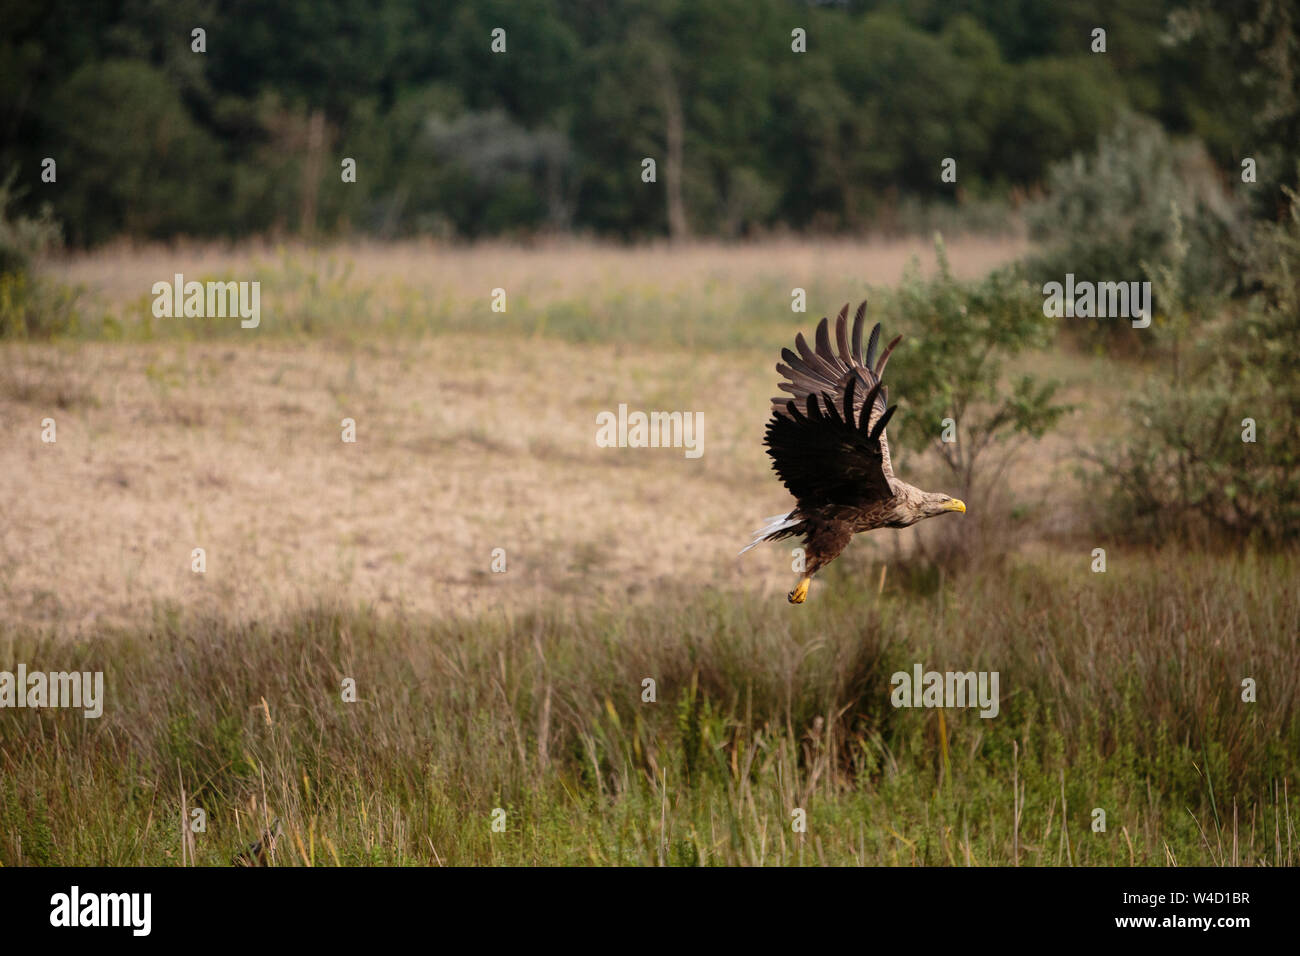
left=0, top=336, right=799, bottom=632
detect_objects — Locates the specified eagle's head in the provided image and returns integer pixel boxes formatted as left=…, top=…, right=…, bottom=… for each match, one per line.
left=922, top=492, right=967, bottom=518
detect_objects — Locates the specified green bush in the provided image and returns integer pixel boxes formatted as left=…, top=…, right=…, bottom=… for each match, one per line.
left=0, top=271, right=81, bottom=340
left=0, top=168, right=61, bottom=277
left=1090, top=190, right=1300, bottom=542
left=0, top=167, right=79, bottom=340
left=879, top=237, right=1070, bottom=563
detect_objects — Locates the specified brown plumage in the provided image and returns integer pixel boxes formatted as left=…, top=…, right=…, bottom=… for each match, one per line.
left=742, top=302, right=966, bottom=603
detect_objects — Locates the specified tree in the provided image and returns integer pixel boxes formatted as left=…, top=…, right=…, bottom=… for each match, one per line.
left=882, top=238, right=1069, bottom=561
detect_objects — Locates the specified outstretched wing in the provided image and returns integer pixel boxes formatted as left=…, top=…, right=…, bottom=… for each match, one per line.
left=764, top=375, right=897, bottom=508
left=770, top=302, right=901, bottom=476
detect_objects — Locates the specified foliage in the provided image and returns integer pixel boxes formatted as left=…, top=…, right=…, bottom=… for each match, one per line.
left=1, top=0, right=1237, bottom=244
left=1167, top=0, right=1300, bottom=218
left=881, top=238, right=1069, bottom=506
left=1025, top=112, right=1246, bottom=342
left=0, top=167, right=61, bottom=276
left=1091, top=190, right=1300, bottom=542
left=0, top=167, right=78, bottom=339
left=423, top=110, right=574, bottom=234
left=0, top=270, right=81, bottom=340
left=44, top=60, right=224, bottom=245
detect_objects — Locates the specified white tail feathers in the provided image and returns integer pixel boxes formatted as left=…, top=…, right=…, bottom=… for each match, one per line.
left=738, top=511, right=799, bottom=555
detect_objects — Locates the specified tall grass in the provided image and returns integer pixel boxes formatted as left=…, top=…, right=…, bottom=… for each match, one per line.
left=41, top=254, right=837, bottom=350
left=24, top=236, right=1025, bottom=346
left=2, top=548, right=1295, bottom=866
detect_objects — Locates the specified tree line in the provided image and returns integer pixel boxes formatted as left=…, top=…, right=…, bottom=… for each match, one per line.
left=1, top=0, right=1293, bottom=246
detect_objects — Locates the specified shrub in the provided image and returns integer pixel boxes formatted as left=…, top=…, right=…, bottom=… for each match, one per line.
left=1025, top=112, right=1245, bottom=348
left=880, top=236, right=1070, bottom=563
left=0, top=168, right=79, bottom=340
left=0, top=271, right=82, bottom=340
left=1089, top=190, right=1300, bottom=542
left=0, top=168, right=61, bottom=277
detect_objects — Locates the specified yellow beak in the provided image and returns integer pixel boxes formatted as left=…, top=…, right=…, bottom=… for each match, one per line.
left=944, top=499, right=967, bottom=514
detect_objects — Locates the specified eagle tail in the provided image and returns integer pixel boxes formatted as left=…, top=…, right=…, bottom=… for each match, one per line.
left=739, top=511, right=800, bottom=555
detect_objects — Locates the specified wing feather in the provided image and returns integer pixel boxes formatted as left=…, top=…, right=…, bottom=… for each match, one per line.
left=770, top=301, right=899, bottom=477
left=764, top=389, right=894, bottom=507
left=851, top=302, right=868, bottom=364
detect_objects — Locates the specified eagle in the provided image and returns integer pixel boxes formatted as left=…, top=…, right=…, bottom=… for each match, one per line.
left=742, top=302, right=966, bottom=603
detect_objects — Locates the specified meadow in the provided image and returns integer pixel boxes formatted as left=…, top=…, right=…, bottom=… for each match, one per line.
left=1, top=237, right=1295, bottom=865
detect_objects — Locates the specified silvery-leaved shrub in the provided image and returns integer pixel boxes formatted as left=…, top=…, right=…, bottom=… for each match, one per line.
left=0, top=168, right=78, bottom=340
left=0, top=168, right=61, bottom=279
left=1025, top=111, right=1245, bottom=348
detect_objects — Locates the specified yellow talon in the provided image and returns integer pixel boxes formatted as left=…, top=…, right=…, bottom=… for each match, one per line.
left=788, top=577, right=810, bottom=604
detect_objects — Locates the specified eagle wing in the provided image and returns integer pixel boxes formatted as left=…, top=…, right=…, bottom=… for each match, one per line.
left=770, top=302, right=901, bottom=477
left=764, top=374, right=897, bottom=508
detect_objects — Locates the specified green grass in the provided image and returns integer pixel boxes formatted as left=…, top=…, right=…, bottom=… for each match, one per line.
left=8, top=241, right=1007, bottom=350
left=2, top=547, right=1295, bottom=866
left=43, top=261, right=852, bottom=351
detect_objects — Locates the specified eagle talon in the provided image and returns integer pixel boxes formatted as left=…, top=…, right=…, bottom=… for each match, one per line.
left=788, top=578, right=810, bottom=604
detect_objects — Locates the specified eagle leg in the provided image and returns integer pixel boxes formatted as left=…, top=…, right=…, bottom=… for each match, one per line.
left=788, top=576, right=811, bottom=604
left=787, top=520, right=853, bottom=604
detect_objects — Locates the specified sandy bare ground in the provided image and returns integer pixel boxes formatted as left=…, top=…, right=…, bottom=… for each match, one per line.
left=3, top=237, right=1107, bottom=637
